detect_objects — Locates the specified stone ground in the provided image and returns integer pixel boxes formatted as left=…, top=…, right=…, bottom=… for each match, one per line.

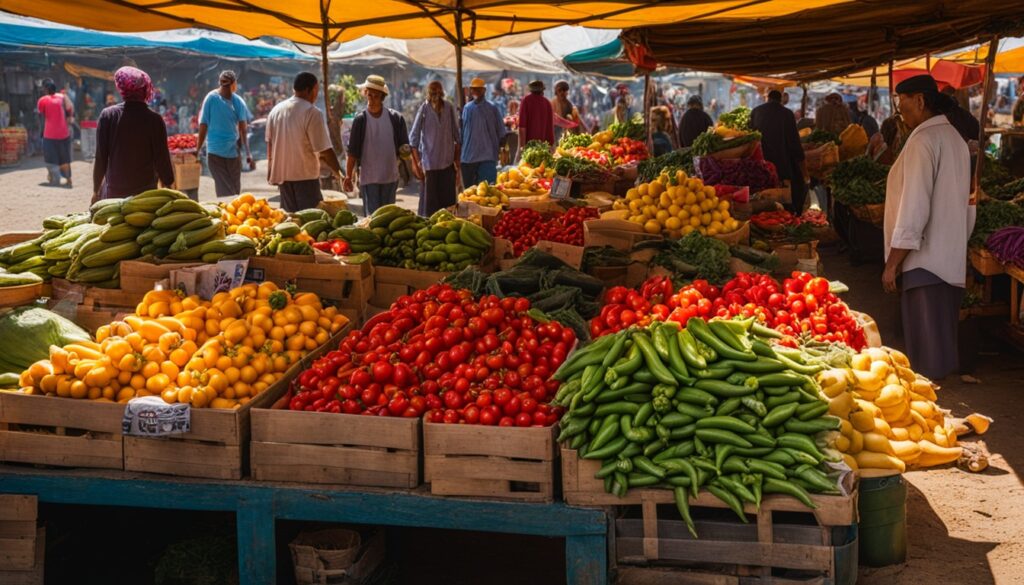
left=1, top=154, right=1022, bottom=584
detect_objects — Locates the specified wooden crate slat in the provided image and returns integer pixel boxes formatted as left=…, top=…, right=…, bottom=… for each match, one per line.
left=253, top=441, right=417, bottom=475
left=429, top=477, right=554, bottom=502
left=616, top=566, right=739, bottom=585
left=0, top=430, right=123, bottom=469
left=179, top=408, right=244, bottom=445
left=0, top=536, right=35, bottom=570
left=0, top=495, right=36, bottom=522
left=123, top=437, right=242, bottom=480
left=0, top=521, right=35, bottom=540
left=0, top=393, right=124, bottom=433
left=618, top=537, right=835, bottom=573
left=0, top=527, right=44, bottom=585
left=251, top=409, right=418, bottom=451
left=252, top=443, right=417, bottom=488
left=424, top=454, right=553, bottom=483
left=424, top=423, right=555, bottom=460
left=617, top=518, right=828, bottom=546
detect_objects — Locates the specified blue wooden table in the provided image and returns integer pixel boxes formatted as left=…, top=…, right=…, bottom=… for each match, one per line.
left=0, top=466, right=609, bottom=584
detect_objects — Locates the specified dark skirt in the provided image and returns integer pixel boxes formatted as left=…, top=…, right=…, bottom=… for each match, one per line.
left=901, top=281, right=964, bottom=380
left=43, top=137, right=71, bottom=166
left=418, top=164, right=457, bottom=217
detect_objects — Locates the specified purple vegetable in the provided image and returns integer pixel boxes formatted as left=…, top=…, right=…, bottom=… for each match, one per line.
left=985, top=226, right=1024, bottom=266
left=696, top=156, right=779, bottom=192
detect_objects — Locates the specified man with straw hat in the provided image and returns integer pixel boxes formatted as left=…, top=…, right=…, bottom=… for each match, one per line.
left=345, top=74, right=410, bottom=215
left=460, top=77, right=505, bottom=187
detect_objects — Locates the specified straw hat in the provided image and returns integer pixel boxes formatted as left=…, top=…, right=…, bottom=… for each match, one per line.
left=469, top=78, right=486, bottom=89
left=359, top=74, right=389, bottom=95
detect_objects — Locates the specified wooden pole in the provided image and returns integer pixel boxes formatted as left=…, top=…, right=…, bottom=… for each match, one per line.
left=869, top=66, right=877, bottom=119
left=800, top=83, right=807, bottom=118
left=975, top=36, right=1000, bottom=193
left=320, top=0, right=333, bottom=125
left=644, top=73, right=652, bottom=152
left=888, top=59, right=895, bottom=115
left=926, top=52, right=931, bottom=72
left=455, top=8, right=465, bottom=108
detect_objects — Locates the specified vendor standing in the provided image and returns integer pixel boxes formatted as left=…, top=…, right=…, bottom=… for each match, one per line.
left=883, top=75, right=975, bottom=380
left=197, top=70, right=253, bottom=197
left=93, top=67, right=174, bottom=203
left=409, top=80, right=461, bottom=216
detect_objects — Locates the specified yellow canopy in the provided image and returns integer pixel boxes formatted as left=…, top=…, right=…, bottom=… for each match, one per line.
left=947, top=44, right=1024, bottom=75
left=0, top=0, right=851, bottom=45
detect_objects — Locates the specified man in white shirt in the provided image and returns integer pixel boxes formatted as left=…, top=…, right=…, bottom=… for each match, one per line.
left=883, top=75, right=976, bottom=380
left=266, top=72, right=343, bottom=211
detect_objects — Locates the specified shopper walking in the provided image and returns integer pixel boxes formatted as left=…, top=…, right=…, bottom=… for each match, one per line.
left=93, top=67, right=174, bottom=202
left=678, top=95, right=713, bottom=147
left=750, top=90, right=808, bottom=213
left=461, top=78, right=505, bottom=186
left=883, top=75, right=974, bottom=380
left=409, top=80, right=461, bottom=216
left=37, top=78, right=74, bottom=188
left=266, top=72, right=342, bottom=212
left=344, top=74, right=409, bottom=216
left=517, top=80, right=553, bottom=150
left=197, top=70, right=253, bottom=197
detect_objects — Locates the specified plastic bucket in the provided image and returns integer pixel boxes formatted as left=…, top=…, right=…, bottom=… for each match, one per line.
left=858, top=474, right=908, bottom=567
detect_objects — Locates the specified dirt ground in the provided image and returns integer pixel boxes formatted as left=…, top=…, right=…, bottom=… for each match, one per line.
left=1, top=154, right=1022, bottom=584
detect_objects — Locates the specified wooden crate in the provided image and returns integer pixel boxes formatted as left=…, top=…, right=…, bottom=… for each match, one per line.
left=119, top=260, right=204, bottom=294
left=173, top=161, right=202, bottom=191
left=0, top=527, right=44, bottom=585
left=0, top=283, right=44, bottom=308
left=0, top=495, right=36, bottom=571
left=424, top=423, right=557, bottom=502
left=613, top=497, right=858, bottom=585
left=562, top=449, right=857, bottom=528
left=49, top=279, right=142, bottom=334
left=251, top=408, right=420, bottom=488
left=0, top=393, right=125, bottom=470
left=124, top=327, right=347, bottom=480
left=248, top=256, right=373, bottom=317
left=969, top=247, right=1004, bottom=277
left=0, top=232, right=42, bottom=248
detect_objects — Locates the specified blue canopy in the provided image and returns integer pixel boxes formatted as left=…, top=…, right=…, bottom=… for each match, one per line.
left=563, top=38, right=637, bottom=79
left=0, top=18, right=308, bottom=60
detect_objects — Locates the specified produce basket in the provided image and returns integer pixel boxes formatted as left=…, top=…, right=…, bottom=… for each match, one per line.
left=805, top=142, right=841, bottom=179
left=0, top=282, right=44, bottom=308
left=850, top=203, right=885, bottom=228
left=969, top=247, right=1005, bottom=276
left=711, top=220, right=750, bottom=246
left=756, top=186, right=792, bottom=205
left=289, top=529, right=361, bottom=584
left=709, top=141, right=757, bottom=160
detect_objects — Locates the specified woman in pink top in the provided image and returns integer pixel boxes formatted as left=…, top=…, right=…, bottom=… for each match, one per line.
left=37, top=78, right=74, bottom=187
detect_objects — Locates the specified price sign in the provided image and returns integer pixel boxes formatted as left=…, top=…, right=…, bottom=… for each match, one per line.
left=550, top=176, right=573, bottom=200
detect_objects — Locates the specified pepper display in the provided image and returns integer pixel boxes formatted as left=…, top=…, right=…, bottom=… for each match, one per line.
left=555, top=320, right=841, bottom=532
left=590, top=272, right=866, bottom=350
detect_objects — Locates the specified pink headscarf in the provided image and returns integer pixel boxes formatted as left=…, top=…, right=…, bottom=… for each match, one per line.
left=114, top=66, right=153, bottom=103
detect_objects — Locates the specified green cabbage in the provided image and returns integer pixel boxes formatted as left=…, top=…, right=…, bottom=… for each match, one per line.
left=0, top=307, right=91, bottom=374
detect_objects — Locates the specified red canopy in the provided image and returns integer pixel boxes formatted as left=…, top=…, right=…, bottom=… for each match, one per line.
left=893, top=60, right=987, bottom=91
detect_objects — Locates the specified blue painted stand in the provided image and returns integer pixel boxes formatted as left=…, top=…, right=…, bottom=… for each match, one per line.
left=0, top=466, right=608, bottom=584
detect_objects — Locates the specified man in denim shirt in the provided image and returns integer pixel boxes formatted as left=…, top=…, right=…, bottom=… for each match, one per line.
left=460, top=78, right=506, bottom=186
left=410, top=80, right=461, bottom=216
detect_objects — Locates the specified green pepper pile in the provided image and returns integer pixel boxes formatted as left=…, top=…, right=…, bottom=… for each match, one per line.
left=553, top=319, right=841, bottom=536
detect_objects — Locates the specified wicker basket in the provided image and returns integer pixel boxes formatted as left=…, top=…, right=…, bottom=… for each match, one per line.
left=969, top=247, right=1005, bottom=276
left=756, top=187, right=792, bottom=205
left=290, top=529, right=361, bottom=585
left=709, top=141, right=757, bottom=160
left=850, top=203, right=885, bottom=228
left=712, top=220, right=750, bottom=246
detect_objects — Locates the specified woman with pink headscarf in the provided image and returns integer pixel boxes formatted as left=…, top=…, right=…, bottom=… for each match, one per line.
left=93, top=66, right=175, bottom=202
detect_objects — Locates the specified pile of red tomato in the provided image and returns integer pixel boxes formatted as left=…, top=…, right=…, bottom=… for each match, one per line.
left=752, top=209, right=829, bottom=230
left=608, top=137, right=649, bottom=166
left=571, top=147, right=611, bottom=167
left=492, top=207, right=598, bottom=256
left=289, top=285, right=573, bottom=427
left=591, top=272, right=866, bottom=350
left=167, top=133, right=198, bottom=151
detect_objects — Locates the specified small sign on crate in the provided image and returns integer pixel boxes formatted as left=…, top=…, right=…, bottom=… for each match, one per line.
left=550, top=176, right=573, bottom=200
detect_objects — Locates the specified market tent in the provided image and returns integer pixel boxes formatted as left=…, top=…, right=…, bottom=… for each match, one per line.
left=621, top=0, right=1024, bottom=82
left=0, top=0, right=852, bottom=45
left=0, top=14, right=309, bottom=60
left=563, top=38, right=637, bottom=79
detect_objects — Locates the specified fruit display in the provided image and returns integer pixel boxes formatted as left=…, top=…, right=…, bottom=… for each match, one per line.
left=0, top=213, right=92, bottom=282
left=638, top=147, right=696, bottom=183
left=590, top=273, right=866, bottom=350
left=288, top=284, right=573, bottom=427
left=717, top=107, right=751, bottom=131
left=612, top=170, right=742, bottom=238
left=696, top=156, right=779, bottom=193
left=690, top=129, right=762, bottom=158
left=497, top=164, right=554, bottom=196
left=167, top=133, right=198, bottom=152
left=17, top=282, right=349, bottom=408
left=330, top=207, right=492, bottom=272
left=556, top=320, right=843, bottom=531
left=818, top=347, right=961, bottom=473
left=492, top=207, right=598, bottom=257
left=221, top=193, right=286, bottom=240
left=459, top=182, right=510, bottom=208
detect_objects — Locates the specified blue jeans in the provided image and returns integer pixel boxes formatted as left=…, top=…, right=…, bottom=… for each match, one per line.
left=460, top=160, right=497, bottom=187
left=360, top=182, right=398, bottom=216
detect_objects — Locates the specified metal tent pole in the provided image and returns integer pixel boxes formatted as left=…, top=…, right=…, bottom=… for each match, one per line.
left=975, top=36, right=1000, bottom=193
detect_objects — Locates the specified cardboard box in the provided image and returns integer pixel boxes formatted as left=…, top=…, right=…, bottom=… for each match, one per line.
left=533, top=240, right=584, bottom=269
left=772, top=240, right=819, bottom=275
left=248, top=256, right=373, bottom=315
left=119, top=260, right=204, bottom=294
left=371, top=265, right=452, bottom=308
left=173, top=161, right=202, bottom=191
left=584, top=219, right=662, bottom=251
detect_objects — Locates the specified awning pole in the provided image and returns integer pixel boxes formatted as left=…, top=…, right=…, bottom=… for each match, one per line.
left=869, top=67, right=877, bottom=119
left=644, top=73, right=652, bottom=152
left=888, top=59, right=895, bottom=115
left=800, top=83, right=807, bottom=118
left=321, top=40, right=331, bottom=122
left=975, top=35, right=1000, bottom=193
left=455, top=8, right=465, bottom=108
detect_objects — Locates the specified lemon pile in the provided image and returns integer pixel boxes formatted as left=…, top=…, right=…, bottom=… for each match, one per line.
left=459, top=182, right=509, bottom=207
left=613, top=170, right=741, bottom=237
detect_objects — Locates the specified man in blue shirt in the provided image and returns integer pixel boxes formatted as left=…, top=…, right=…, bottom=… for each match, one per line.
left=460, top=78, right=506, bottom=186
left=409, top=80, right=461, bottom=216
left=197, top=70, right=253, bottom=197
